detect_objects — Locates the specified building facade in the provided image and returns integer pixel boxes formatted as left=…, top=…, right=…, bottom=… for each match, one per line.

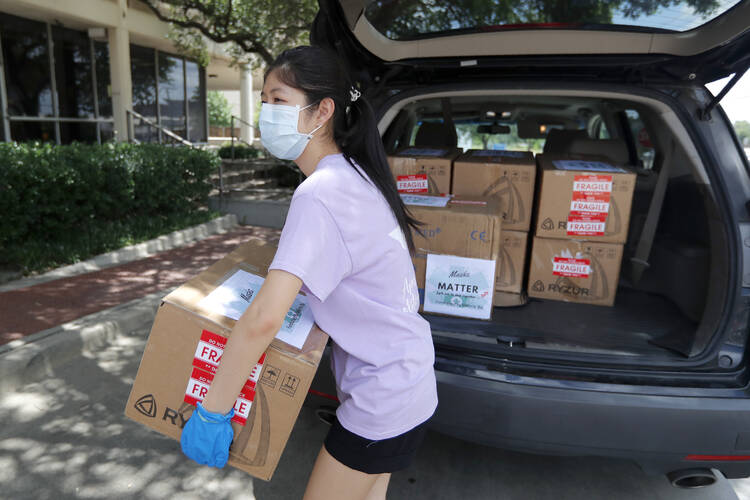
left=0, top=0, right=256, bottom=145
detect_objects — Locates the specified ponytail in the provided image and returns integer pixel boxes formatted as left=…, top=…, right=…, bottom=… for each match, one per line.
left=265, top=46, right=421, bottom=254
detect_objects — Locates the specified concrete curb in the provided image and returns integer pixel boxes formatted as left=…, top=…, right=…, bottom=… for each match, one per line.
left=0, top=214, right=238, bottom=292
left=0, top=287, right=176, bottom=396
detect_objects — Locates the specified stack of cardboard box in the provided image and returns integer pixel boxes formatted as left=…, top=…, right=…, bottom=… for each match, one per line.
left=388, top=147, right=461, bottom=195
left=451, top=150, right=536, bottom=306
left=403, top=194, right=502, bottom=320
left=527, top=155, right=636, bottom=306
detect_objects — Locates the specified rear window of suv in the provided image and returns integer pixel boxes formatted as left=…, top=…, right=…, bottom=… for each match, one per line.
left=364, top=0, right=743, bottom=40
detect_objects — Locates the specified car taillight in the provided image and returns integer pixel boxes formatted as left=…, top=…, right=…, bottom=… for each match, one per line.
left=685, top=455, right=750, bottom=461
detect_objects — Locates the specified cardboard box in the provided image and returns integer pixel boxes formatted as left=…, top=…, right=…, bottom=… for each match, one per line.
left=452, top=150, right=536, bottom=231
left=496, top=230, right=529, bottom=294
left=493, top=291, right=528, bottom=307
left=388, top=147, right=461, bottom=195
left=405, top=195, right=502, bottom=258
left=125, top=240, right=329, bottom=481
left=405, top=195, right=502, bottom=318
left=533, top=155, right=636, bottom=244
left=527, top=237, right=624, bottom=306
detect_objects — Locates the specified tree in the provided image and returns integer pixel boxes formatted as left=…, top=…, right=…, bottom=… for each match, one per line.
left=735, top=120, right=750, bottom=147
left=139, top=0, right=318, bottom=68
left=364, top=0, right=721, bottom=39
left=208, top=90, right=233, bottom=127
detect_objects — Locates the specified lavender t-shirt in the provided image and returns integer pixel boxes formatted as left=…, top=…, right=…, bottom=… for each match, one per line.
left=268, top=153, right=438, bottom=440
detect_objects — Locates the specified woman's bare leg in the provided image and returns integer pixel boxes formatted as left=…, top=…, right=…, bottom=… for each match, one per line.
left=303, top=445, right=380, bottom=500
left=364, top=472, right=391, bottom=500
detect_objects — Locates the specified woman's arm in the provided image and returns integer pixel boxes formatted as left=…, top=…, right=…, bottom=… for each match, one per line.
left=201, top=269, right=303, bottom=414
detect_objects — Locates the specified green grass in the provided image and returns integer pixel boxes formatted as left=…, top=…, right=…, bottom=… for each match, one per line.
left=4, top=209, right=222, bottom=276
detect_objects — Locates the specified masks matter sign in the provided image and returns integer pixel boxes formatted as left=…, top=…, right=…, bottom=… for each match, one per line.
left=423, top=254, right=496, bottom=320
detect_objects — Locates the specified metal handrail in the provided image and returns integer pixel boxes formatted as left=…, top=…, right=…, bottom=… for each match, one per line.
left=126, top=109, right=194, bottom=147
left=7, top=116, right=114, bottom=123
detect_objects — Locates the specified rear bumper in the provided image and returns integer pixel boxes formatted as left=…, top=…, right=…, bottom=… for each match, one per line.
left=432, top=365, right=750, bottom=478
left=307, top=346, right=750, bottom=478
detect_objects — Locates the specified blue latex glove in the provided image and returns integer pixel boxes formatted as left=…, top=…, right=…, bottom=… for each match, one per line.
left=181, top=402, right=235, bottom=468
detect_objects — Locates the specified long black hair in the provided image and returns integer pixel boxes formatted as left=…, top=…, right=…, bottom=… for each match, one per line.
left=265, top=45, right=421, bottom=253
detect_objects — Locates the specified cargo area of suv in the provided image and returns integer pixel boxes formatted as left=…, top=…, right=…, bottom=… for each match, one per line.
left=378, top=92, right=728, bottom=365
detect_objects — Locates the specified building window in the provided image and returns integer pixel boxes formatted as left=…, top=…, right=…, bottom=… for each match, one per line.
left=0, top=13, right=53, bottom=118
left=0, top=12, right=208, bottom=145
left=130, top=45, right=206, bottom=143
left=158, top=52, right=186, bottom=138
left=186, top=60, right=206, bottom=143
left=52, top=25, right=95, bottom=119
left=0, top=13, right=113, bottom=144
left=130, top=44, right=158, bottom=143
left=94, top=41, right=112, bottom=118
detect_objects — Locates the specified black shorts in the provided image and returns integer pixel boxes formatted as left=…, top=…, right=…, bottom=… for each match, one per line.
left=323, top=416, right=431, bottom=474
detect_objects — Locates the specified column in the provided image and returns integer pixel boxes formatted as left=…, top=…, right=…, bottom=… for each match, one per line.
left=108, top=1, right=132, bottom=142
left=239, top=64, right=253, bottom=143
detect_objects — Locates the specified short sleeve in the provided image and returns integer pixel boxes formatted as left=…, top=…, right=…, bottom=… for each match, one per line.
left=268, top=194, right=352, bottom=302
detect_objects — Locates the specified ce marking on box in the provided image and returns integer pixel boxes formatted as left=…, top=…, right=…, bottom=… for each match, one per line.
left=279, top=373, right=300, bottom=397
left=261, top=364, right=281, bottom=389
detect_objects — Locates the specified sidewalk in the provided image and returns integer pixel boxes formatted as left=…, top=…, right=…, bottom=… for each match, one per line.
left=0, top=224, right=281, bottom=345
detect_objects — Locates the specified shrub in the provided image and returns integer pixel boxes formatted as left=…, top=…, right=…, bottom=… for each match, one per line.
left=217, top=143, right=263, bottom=160
left=0, top=142, right=220, bottom=273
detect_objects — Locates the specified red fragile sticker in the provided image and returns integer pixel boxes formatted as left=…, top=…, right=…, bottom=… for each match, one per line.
left=568, top=174, right=612, bottom=236
left=552, top=257, right=591, bottom=278
left=572, top=175, right=612, bottom=194
left=192, top=329, right=227, bottom=374
left=566, top=219, right=607, bottom=236
left=570, top=191, right=610, bottom=215
left=397, top=174, right=429, bottom=193
left=193, top=329, right=265, bottom=388
left=184, top=366, right=257, bottom=425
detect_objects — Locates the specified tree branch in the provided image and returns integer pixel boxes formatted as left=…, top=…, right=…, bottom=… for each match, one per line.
left=139, top=0, right=275, bottom=64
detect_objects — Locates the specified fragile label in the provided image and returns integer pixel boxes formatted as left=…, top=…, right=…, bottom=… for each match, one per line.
left=184, top=367, right=256, bottom=425
left=568, top=174, right=612, bottom=236
left=553, top=257, right=591, bottom=278
left=570, top=198, right=609, bottom=214
left=192, top=330, right=265, bottom=387
left=397, top=174, right=429, bottom=193
left=572, top=175, right=612, bottom=194
left=566, top=219, right=606, bottom=236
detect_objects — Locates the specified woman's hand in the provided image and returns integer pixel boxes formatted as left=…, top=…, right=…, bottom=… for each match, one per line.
left=180, top=402, right=235, bottom=468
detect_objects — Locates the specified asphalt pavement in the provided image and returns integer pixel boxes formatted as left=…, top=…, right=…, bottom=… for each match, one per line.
left=0, top=323, right=745, bottom=500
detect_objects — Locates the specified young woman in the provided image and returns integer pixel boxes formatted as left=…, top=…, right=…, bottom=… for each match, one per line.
left=180, top=45, right=438, bottom=500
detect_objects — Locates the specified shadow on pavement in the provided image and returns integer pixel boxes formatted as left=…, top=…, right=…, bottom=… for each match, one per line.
left=0, top=328, right=741, bottom=499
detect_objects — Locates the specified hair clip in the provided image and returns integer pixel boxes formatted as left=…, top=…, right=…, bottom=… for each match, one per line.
left=349, top=88, right=361, bottom=102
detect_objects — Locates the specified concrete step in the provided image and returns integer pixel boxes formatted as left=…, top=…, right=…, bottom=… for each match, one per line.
left=208, top=190, right=293, bottom=229
left=208, top=178, right=279, bottom=197
left=210, top=170, right=267, bottom=186
left=219, top=158, right=278, bottom=173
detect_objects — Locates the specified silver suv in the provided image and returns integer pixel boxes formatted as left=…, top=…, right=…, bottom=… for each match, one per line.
left=309, top=0, right=750, bottom=488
